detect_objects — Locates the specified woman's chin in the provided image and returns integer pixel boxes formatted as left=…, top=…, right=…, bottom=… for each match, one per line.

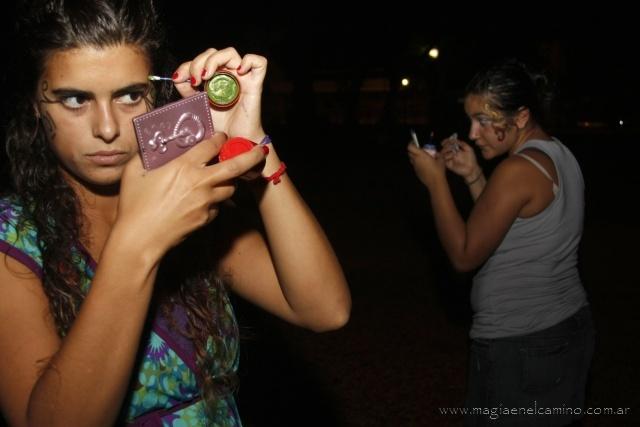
left=480, top=149, right=493, bottom=160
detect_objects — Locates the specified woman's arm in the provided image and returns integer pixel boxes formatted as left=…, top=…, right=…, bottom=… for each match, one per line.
left=173, top=48, right=350, bottom=331
left=218, top=145, right=351, bottom=332
left=440, top=138, right=486, bottom=201
left=409, top=145, right=540, bottom=272
left=0, top=233, right=158, bottom=427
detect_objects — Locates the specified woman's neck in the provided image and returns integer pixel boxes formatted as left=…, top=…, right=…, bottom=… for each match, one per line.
left=510, top=125, right=550, bottom=154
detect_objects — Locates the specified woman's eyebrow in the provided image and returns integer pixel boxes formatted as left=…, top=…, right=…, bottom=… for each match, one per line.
left=50, top=88, right=93, bottom=98
left=49, top=82, right=150, bottom=99
left=113, top=82, right=151, bottom=97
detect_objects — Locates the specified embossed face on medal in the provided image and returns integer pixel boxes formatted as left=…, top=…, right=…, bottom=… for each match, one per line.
left=206, top=71, right=240, bottom=108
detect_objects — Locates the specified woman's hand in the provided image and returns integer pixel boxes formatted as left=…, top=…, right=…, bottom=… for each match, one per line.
left=115, top=132, right=267, bottom=261
left=173, top=47, right=267, bottom=143
left=407, top=143, right=446, bottom=188
left=440, top=137, right=481, bottom=183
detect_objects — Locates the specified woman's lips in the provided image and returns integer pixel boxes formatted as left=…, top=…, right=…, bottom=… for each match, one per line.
left=86, top=151, right=128, bottom=166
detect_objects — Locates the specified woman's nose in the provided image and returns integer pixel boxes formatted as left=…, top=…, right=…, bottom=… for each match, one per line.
left=468, top=123, right=480, bottom=141
left=92, top=102, right=120, bottom=143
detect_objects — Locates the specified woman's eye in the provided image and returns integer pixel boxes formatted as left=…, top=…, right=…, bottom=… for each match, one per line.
left=116, top=91, right=144, bottom=105
left=60, top=95, right=88, bottom=109
left=478, top=117, right=492, bottom=127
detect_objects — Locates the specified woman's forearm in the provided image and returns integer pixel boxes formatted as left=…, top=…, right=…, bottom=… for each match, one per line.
left=27, top=229, right=159, bottom=427
left=251, top=149, right=350, bottom=331
left=428, top=176, right=472, bottom=272
left=464, top=167, right=486, bottom=202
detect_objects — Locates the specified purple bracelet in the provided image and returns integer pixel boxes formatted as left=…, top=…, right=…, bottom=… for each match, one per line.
left=259, top=135, right=271, bottom=145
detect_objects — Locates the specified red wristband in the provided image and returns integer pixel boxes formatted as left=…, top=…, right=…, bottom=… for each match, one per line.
left=264, top=162, right=287, bottom=185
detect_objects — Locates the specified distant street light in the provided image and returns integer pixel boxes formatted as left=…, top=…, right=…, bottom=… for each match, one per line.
left=401, top=78, right=410, bottom=87
left=428, top=47, right=439, bottom=60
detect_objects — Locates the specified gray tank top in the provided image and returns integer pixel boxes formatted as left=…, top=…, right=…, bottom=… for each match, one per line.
left=470, top=138, right=588, bottom=339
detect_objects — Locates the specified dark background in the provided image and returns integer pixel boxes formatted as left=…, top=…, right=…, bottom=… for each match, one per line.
left=2, top=4, right=638, bottom=426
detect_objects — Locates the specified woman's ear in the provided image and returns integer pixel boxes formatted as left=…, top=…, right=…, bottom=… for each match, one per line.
left=514, top=106, right=531, bottom=129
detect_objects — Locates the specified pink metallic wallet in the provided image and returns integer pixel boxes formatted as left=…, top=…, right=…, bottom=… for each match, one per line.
left=133, top=92, right=214, bottom=170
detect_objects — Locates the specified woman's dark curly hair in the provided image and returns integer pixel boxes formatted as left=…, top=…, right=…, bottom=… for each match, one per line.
left=5, top=0, right=236, bottom=417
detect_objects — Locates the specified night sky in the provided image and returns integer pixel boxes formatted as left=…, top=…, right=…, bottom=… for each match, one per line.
left=156, top=7, right=639, bottom=132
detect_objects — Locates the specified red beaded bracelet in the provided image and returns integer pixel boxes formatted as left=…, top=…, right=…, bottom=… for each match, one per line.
left=264, top=162, right=287, bottom=185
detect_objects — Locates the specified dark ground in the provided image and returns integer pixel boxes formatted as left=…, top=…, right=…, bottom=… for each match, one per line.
left=233, top=126, right=640, bottom=426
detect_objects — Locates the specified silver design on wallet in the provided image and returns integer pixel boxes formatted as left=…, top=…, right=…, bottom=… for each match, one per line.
left=133, top=92, right=214, bottom=170
left=147, top=112, right=206, bottom=153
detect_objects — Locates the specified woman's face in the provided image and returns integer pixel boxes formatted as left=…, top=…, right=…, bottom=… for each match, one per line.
left=464, top=94, right=517, bottom=159
left=37, top=44, right=152, bottom=188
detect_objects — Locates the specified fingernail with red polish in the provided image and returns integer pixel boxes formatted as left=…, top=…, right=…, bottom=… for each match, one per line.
left=190, top=76, right=196, bottom=85
left=201, top=68, right=207, bottom=78
left=261, top=145, right=270, bottom=155
left=172, top=72, right=179, bottom=80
